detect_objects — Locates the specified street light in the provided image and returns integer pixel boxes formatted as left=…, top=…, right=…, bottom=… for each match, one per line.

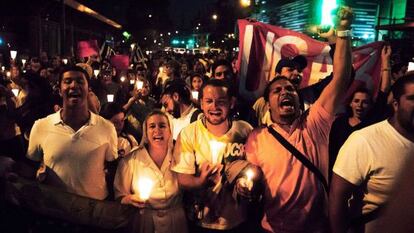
left=240, top=0, right=251, bottom=7
left=212, top=14, right=218, bottom=20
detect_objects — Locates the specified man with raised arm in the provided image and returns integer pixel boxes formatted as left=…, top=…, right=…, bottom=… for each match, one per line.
left=245, top=6, right=353, bottom=233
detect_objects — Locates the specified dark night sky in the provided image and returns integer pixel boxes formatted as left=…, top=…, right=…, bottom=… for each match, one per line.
left=168, top=0, right=215, bottom=28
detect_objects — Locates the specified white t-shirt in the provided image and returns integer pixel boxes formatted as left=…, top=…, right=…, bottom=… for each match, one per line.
left=171, top=105, right=201, bottom=140
left=334, top=120, right=414, bottom=214
left=27, top=111, right=118, bottom=200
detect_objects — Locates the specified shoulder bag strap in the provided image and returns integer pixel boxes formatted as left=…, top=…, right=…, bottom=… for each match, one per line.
left=267, top=126, right=329, bottom=194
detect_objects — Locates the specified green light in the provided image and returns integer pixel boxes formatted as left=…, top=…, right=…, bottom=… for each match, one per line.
left=172, top=39, right=180, bottom=45
left=122, top=31, right=131, bottom=39
left=321, top=0, right=337, bottom=26
left=181, top=41, right=185, bottom=44
left=187, top=39, right=195, bottom=45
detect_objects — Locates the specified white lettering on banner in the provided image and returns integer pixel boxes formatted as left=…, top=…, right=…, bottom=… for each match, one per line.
left=263, top=31, right=275, bottom=83
left=354, top=48, right=378, bottom=90
left=309, top=45, right=333, bottom=85
left=239, top=25, right=255, bottom=99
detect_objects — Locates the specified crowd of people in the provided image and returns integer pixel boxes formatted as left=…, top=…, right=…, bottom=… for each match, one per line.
left=0, top=6, right=414, bottom=233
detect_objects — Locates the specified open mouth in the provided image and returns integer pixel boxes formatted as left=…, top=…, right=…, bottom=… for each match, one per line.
left=208, top=111, right=222, bottom=117
left=68, top=92, right=81, bottom=99
left=153, top=136, right=164, bottom=141
left=280, top=98, right=295, bottom=111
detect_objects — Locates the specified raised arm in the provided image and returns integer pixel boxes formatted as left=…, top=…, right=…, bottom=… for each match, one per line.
left=318, top=6, right=353, bottom=114
left=380, top=45, right=392, bottom=93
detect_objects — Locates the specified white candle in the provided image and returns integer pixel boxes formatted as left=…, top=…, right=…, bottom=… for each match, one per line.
left=11, top=89, right=19, bottom=97
left=107, top=94, right=114, bottom=102
left=62, top=58, right=68, bottom=65
left=137, top=177, right=154, bottom=201
left=136, top=80, right=144, bottom=89
left=21, top=59, right=26, bottom=66
left=93, top=69, right=100, bottom=77
left=191, top=91, right=199, bottom=100
left=10, top=50, right=17, bottom=60
left=209, top=140, right=226, bottom=164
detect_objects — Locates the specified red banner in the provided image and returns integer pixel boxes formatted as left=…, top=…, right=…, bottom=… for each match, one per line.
left=110, top=55, right=130, bottom=71
left=236, top=19, right=383, bottom=102
left=77, top=40, right=100, bottom=58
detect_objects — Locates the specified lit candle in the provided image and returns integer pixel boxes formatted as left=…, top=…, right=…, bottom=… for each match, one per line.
left=6, top=71, right=11, bottom=77
left=11, top=88, right=19, bottom=97
left=1, top=66, right=5, bottom=72
left=10, top=50, right=17, bottom=60
left=245, top=168, right=254, bottom=191
left=107, top=94, right=114, bottom=102
left=21, top=59, right=26, bottom=66
left=120, top=76, right=126, bottom=82
left=137, top=177, right=154, bottom=201
left=93, top=69, right=100, bottom=77
left=191, top=91, right=199, bottom=100
left=136, top=80, right=144, bottom=89
left=129, top=79, right=135, bottom=85
left=209, top=140, right=226, bottom=165
left=62, top=58, right=68, bottom=65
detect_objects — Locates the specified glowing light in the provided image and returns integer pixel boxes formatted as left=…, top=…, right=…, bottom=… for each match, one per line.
left=321, top=0, right=337, bottom=26
left=12, top=89, right=19, bottom=97
left=212, top=14, right=218, bottom=20
left=106, top=94, right=114, bottom=103
left=209, top=140, right=226, bottom=164
left=136, top=80, right=144, bottom=89
left=129, top=79, right=135, bottom=85
left=148, top=14, right=152, bottom=18
left=130, top=43, right=136, bottom=50
left=93, top=69, right=99, bottom=77
left=191, top=91, right=199, bottom=100
left=240, top=0, right=251, bottom=7
left=62, top=58, right=68, bottom=65
left=21, top=59, right=26, bottom=66
left=120, top=76, right=126, bottom=82
left=137, top=177, right=154, bottom=201
left=363, top=33, right=369, bottom=39
left=10, top=50, right=17, bottom=60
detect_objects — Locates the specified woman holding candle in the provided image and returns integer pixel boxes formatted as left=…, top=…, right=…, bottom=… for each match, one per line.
left=114, top=110, right=187, bottom=233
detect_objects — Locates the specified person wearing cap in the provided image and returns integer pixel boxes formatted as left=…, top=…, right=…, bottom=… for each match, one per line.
left=252, top=55, right=308, bottom=126
left=245, top=6, right=353, bottom=232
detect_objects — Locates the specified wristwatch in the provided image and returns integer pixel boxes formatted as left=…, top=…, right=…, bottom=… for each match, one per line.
left=336, top=29, right=352, bottom=38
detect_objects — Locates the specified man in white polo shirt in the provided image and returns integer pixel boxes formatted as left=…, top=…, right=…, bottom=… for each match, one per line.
left=27, top=66, right=118, bottom=200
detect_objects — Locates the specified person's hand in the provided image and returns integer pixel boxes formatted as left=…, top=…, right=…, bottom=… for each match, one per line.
left=121, top=194, right=146, bottom=208
left=199, top=162, right=223, bottom=187
left=236, top=165, right=263, bottom=199
left=335, top=6, right=353, bottom=31
left=318, top=26, right=336, bottom=44
left=381, top=45, right=392, bottom=64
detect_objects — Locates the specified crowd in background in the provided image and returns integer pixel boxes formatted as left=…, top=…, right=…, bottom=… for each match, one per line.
left=0, top=6, right=414, bottom=233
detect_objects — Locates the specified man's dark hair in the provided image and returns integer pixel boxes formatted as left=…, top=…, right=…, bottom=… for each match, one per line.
left=212, top=59, right=232, bottom=76
left=263, top=76, right=293, bottom=102
left=162, top=79, right=191, bottom=105
left=391, top=62, right=407, bottom=75
left=200, top=78, right=233, bottom=100
left=391, top=72, right=414, bottom=102
left=58, top=65, right=90, bottom=85
left=100, top=103, right=124, bottom=120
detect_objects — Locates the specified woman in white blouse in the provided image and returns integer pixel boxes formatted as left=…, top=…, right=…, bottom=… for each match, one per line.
left=114, top=109, right=187, bottom=233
